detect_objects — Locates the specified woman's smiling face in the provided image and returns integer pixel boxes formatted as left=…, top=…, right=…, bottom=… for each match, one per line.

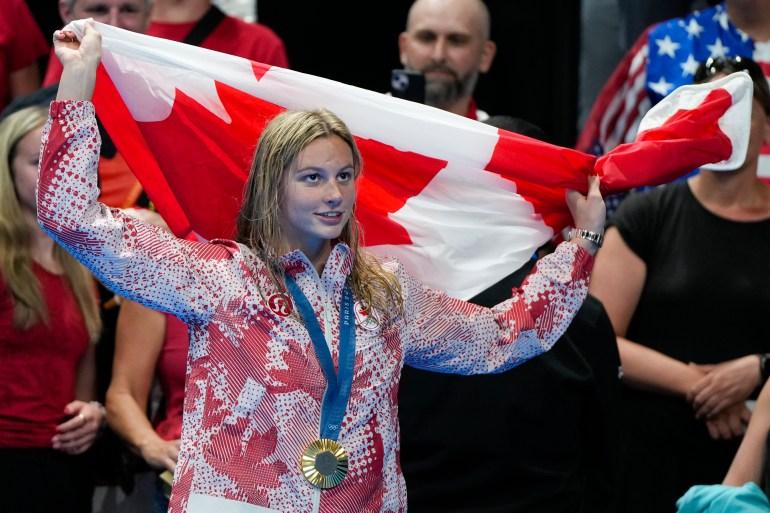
left=280, top=135, right=357, bottom=255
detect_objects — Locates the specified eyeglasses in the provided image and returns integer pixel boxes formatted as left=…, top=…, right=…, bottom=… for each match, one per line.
left=694, top=55, right=765, bottom=84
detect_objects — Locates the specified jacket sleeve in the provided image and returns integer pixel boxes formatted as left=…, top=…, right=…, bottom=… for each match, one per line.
left=399, top=241, right=593, bottom=374
left=37, top=100, right=239, bottom=324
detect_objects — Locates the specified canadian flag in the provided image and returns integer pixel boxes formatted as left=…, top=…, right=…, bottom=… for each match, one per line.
left=67, top=21, right=751, bottom=299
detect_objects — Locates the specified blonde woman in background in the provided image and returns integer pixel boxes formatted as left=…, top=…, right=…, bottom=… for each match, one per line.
left=0, top=106, right=103, bottom=513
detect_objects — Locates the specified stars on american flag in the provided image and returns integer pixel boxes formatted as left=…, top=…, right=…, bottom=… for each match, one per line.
left=707, top=37, right=730, bottom=58
left=684, top=18, right=704, bottom=39
left=713, top=9, right=730, bottom=31
left=680, top=54, right=700, bottom=77
left=649, top=76, right=674, bottom=96
left=643, top=3, right=756, bottom=103
left=585, top=0, right=770, bottom=181
left=656, top=35, right=681, bottom=58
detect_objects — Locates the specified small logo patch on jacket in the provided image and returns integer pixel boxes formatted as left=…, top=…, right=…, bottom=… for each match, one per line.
left=354, top=301, right=380, bottom=331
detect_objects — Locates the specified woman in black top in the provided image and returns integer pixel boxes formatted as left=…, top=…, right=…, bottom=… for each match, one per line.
left=590, top=57, right=770, bottom=513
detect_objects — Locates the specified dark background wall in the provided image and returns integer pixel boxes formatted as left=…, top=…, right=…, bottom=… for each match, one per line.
left=25, top=0, right=582, bottom=146
left=258, top=0, right=581, bottom=146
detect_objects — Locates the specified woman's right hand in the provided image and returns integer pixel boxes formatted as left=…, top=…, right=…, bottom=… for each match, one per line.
left=704, top=402, right=751, bottom=440
left=55, top=22, right=102, bottom=101
left=138, top=436, right=180, bottom=472
left=54, top=21, right=102, bottom=70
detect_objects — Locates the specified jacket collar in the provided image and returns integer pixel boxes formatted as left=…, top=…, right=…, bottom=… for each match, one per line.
left=278, top=242, right=353, bottom=285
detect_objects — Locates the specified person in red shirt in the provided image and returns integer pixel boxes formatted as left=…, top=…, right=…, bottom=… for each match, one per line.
left=398, top=0, right=495, bottom=119
left=44, top=0, right=288, bottom=86
left=0, top=106, right=104, bottom=512
left=148, top=0, right=288, bottom=67
left=43, top=0, right=152, bottom=87
left=0, top=0, right=49, bottom=112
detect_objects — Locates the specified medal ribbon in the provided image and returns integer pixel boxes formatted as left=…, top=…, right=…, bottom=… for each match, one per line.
left=284, top=275, right=356, bottom=442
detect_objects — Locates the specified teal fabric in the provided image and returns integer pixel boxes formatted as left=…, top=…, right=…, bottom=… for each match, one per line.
left=677, top=483, right=770, bottom=513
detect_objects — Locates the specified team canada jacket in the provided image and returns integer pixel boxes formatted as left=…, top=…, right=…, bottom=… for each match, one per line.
left=38, top=100, right=593, bottom=513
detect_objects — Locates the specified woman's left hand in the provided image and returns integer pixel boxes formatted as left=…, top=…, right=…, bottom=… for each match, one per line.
left=54, top=21, right=102, bottom=102
left=565, top=175, right=606, bottom=254
left=52, top=400, right=104, bottom=454
left=688, top=355, right=761, bottom=418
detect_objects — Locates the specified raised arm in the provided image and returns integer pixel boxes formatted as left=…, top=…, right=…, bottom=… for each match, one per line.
left=401, top=176, right=604, bottom=374
left=37, top=24, right=241, bottom=322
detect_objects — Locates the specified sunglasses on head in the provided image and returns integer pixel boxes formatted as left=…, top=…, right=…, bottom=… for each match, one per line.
left=694, top=55, right=770, bottom=115
left=694, top=55, right=765, bottom=84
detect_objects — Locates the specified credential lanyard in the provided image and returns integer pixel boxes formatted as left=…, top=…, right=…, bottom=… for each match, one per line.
left=284, top=275, right=356, bottom=441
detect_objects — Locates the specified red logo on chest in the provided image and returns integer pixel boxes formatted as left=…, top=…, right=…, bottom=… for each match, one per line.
left=267, top=293, right=293, bottom=317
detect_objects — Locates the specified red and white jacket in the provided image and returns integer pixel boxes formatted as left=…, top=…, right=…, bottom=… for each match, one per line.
left=38, top=100, right=593, bottom=513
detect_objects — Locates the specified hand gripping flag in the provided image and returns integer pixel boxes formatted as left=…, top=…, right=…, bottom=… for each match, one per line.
left=66, top=20, right=751, bottom=299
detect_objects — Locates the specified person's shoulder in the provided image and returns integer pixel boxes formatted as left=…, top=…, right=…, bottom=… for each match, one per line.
left=643, top=181, right=691, bottom=211
left=208, top=238, right=252, bottom=258
left=610, top=184, right=692, bottom=254
left=214, top=16, right=287, bottom=66
left=221, top=15, right=284, bottom=45
left=374, top=257, right=415, bottom=287
left=203, top=239, right=275, bottom=280
left=649, top=3, right=720, bottom=40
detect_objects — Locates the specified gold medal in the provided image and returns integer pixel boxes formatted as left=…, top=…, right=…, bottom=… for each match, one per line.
left=300, top=438, right=348, bottom=488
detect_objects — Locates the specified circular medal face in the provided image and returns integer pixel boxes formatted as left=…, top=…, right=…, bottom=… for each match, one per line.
left=300, top=438, right=348, bottom=489
left=267, top=292, right=292, bottom=317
